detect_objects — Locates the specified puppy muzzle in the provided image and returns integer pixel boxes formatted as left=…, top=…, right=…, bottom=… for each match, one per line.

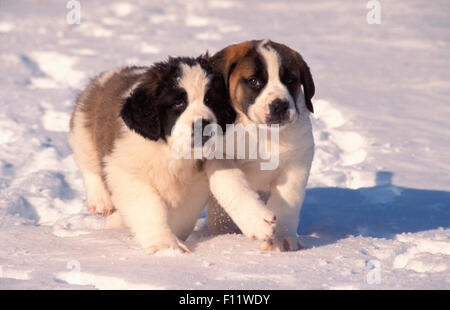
left=265, top=99, right=297, bottom=126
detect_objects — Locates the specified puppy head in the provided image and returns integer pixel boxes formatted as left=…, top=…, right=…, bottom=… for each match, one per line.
left=212, top=39, right=315, bottom=127
left=120, top=56, right=236, bottom=153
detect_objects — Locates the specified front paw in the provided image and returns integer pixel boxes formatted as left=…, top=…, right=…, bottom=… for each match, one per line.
left=260, top=235, right=305, bottom=252
left=87, top=195, right=113, bottom=216
left=239, top=207, right=276, bottom=241
left=145, top=236, right=191, bottom=255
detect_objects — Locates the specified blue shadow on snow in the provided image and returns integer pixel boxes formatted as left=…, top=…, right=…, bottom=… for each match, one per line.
left=299, top=171, right=450, bottom=241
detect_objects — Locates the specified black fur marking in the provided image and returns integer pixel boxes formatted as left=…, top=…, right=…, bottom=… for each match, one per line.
left=204, top=74, right=236, bottom=130
left=120, top=58, right=187, bottom=141
left=157, top=87, right=188, bottom=139
left=274, top=47, right=302, bottom=114
left=121, top=86, right=161, bottom=140
left=300, top=61, right=315, bottom=113
left=269, top=41, right=315, bottom=113
left=121, top=56, right=235, bottom=142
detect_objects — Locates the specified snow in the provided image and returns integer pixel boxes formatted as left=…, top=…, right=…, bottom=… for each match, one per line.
left=1, top=0, right=449, bottom=289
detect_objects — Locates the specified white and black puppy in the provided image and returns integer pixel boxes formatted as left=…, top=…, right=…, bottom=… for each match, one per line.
left=69, top=57, right=235, bottom=254
left=206, top=39, right=315, bottom=251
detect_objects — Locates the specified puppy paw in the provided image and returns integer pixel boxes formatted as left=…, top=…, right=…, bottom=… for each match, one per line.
left=238, top=207, right=276, bottom=241
left=145, top=237, right=191, bottom=255
left=260, top=235, right=305, bottom=252
left=87, top=202, right=112, bottom=216
left=87, top=194, right=113, bottom=216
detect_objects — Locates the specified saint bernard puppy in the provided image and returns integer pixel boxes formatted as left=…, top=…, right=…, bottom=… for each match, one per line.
left=69, top=56, right=235, bottom=254
left=206, top=39, right=315, bottom=252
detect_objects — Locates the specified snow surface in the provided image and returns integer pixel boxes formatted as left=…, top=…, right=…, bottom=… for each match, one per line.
left=1, top=0, right=449, bottom=289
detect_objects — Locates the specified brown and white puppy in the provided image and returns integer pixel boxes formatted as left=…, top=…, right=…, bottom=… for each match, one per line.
left=69, top=57, right=235, bottom=254
left=206, top=39, right=315, bottom=251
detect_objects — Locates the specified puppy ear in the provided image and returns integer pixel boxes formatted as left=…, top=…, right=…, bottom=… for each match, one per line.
left=207, top=74, right=237, bottom=130
left=299, top=58, right=315, bottom=113
left=120, top=86, right=161, bottom=141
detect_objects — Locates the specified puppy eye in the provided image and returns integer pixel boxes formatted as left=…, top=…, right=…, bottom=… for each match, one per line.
left=173, top=101, right=186, bottom=110
left=247, top=76, right=261, bottom=89
left=284, top=76, right=297, bottom=84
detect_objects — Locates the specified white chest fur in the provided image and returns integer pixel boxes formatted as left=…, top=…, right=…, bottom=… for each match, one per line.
left=104, top=127, right=209, bottom=242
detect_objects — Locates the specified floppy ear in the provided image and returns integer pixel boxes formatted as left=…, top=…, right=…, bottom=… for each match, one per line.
left=300, top=61, right=315, bottom=113
left=298, top=58, right=315, bottom=113
left=120, top=86, right=161, bottom=141
left=208, top=74, right=237, bottom=130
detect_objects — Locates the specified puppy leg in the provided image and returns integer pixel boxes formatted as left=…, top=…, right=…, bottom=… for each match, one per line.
left=108, top=171, right=190, bottom=254
left=68, top=112, right=113, bottom=216
left=206, top=160, right=276, bottom=241
left=261, top=162, right=311, bottom=252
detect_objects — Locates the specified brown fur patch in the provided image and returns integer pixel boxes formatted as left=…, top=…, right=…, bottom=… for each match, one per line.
left=229, top=60, right=256, bottom=113
left=212, top=41, right=259, bottom=115
left=212, top=41, right=254, bottom=80
left=73, top=67, right=146, bottom=160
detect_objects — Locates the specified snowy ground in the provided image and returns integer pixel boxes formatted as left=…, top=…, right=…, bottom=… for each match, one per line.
left=1, top=0, right=449, bottom=289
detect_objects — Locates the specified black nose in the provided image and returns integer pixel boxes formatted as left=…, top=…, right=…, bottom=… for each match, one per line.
left=268, top=99, right=289, bottom=123
left=192, top=118, right=212, bottom=145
